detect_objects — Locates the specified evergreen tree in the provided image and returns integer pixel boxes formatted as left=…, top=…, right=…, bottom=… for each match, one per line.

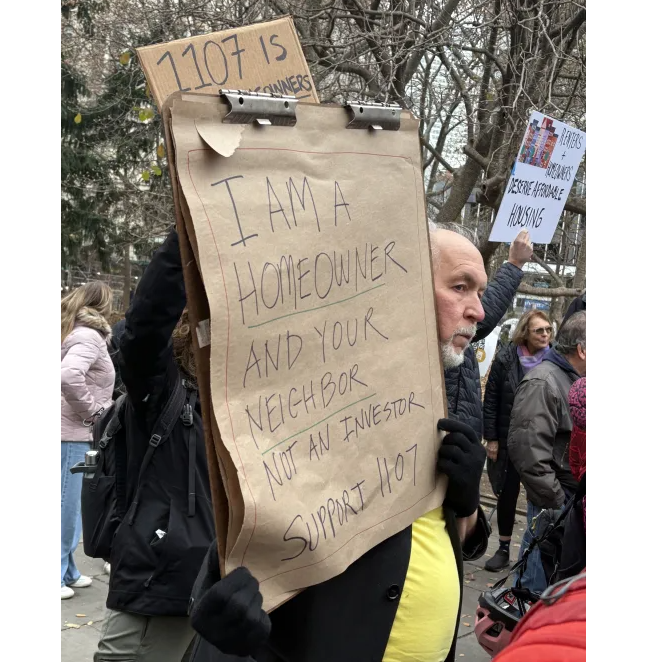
left=61, top=58, right=117, bottom=270
left=61, top=0, right=171, bottom=282
left=61, top=0, right=116, bottom=271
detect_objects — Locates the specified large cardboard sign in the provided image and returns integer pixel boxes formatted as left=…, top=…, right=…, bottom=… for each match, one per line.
left=164, top=93, right=447, bottom=611
left=137, top=17, right=318, bottom=110
left=489, top=112, right=586, bottom=244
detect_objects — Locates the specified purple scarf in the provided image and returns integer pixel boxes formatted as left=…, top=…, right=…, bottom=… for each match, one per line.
left=517, top=345, right=551, bottom=374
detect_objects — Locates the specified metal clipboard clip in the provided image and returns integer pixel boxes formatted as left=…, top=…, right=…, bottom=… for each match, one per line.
left=220, top=89, right=298, bottom=126
left=345, top=101, right=401, bottom=131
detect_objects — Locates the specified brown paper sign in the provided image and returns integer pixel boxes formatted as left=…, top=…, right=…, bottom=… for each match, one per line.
left=136, top=17, right=318, bottom=110
left=166, top=94, right=447, bottom=611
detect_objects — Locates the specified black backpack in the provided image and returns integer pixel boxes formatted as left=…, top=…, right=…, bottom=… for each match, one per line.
left=72, top=377, right=195, bottom=560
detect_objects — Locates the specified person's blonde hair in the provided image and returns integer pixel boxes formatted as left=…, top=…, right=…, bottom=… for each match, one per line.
left=511, top=309, right=553, bottom=347
left=61, top=281, right=113, bottom=343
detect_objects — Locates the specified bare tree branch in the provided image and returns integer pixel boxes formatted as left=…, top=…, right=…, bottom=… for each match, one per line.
left=420, top=136, right=456, bottom=174
left=530, top=253, right=564, bottom=287
left=517, top=283, right=583, bottom=298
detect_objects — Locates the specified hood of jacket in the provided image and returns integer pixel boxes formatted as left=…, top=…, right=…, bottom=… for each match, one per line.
left=76, top=306, right=112, bottom=339
left=543, top=347, right=580, bottom=379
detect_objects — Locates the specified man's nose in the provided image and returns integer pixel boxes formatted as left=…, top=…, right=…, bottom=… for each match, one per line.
left=466, top=296, right=485, bottom=323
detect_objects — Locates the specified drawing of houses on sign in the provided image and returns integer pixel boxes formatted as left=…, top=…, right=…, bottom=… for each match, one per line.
left=518, top=116, right=558, bottom=170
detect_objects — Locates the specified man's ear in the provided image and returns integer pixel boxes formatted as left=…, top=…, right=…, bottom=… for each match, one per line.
left=577, top=344, right=586, bottom=361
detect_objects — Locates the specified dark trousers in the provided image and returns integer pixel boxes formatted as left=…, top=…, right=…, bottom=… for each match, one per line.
left=94, top=610, right=195, bottom=662
left=496, top=457, right=521, bottom=538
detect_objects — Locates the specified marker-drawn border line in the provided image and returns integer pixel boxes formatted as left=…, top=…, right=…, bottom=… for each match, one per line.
left=248, top=283, right=385, bottom=329
left=262, top=392, right=378, bottom=456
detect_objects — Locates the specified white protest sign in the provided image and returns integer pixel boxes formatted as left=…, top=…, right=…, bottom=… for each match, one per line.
left=473, top=326, right=501, bottom=378
left=489, top=112, right=586, bottom=244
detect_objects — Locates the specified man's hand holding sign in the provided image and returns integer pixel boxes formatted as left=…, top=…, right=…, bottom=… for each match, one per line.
left=508, top=229, right=533, bottom=268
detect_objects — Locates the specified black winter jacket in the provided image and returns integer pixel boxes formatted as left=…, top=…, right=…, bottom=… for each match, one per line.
left=446, top=262, right=524, bottom=438
left=107, top=231, right=215, bottom=616
left=482, top=342, right=524, bottom=445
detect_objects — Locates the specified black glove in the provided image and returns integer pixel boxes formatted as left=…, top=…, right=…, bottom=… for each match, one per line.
left=437, top=417, right=486, bottom=517
left=190, top=541, right=271, bottom=657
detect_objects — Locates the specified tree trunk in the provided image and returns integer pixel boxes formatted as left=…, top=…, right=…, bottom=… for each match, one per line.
left=572, top=225, right=586, bottom=290
left=550, top=290, right=566, bottom=321
left=550, top=224, right=567, bottom=321
left=122, top=244, right=131, bottom=312
left=486, top=241, right=507, bottom=280
left=435, top=124, right=494, bottom=226
left=434, top=156, right=483, bottom=226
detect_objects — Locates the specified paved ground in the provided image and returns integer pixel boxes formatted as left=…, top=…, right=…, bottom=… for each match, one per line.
left=62, top=495, right=527, bottom=661
left=454, top=507, right=526, bottom=661
left=61, top=553, right=110, bottom=661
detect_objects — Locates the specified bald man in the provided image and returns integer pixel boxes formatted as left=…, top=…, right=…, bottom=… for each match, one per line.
left=188, top=229, right=532, bottom=662
left=432, top=227, right=532, bottom=435
left=431, top=227, right=531, bottom=545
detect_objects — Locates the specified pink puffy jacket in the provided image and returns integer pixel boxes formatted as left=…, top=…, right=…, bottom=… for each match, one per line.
left=61, top=325, right=115, bottom=441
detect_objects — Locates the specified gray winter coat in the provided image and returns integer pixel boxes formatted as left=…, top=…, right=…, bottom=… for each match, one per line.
left=507, top=350, right=579, bottom=509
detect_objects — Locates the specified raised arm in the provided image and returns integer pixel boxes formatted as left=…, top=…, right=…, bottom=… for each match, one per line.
left=473, top=230, right=531, bottom=343
left=119, top=230, right=186, bottom=408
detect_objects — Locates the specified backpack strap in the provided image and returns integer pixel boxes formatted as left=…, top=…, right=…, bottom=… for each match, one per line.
left=84, top=396, right=131, bottom=522
left=127, top=377, right=188, bottom=525
left=109, top=397, right=129, bottom=520
left=493, top=494, right=577, bottom=592
left=184, top=389, right=199, bottom=517
left=94, top=395, right=127, bottom=450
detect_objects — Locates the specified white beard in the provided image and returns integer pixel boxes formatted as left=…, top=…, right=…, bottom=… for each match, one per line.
left=441, top=340, right=466, bottom=368
left=440, top=325, right=478, bottom=369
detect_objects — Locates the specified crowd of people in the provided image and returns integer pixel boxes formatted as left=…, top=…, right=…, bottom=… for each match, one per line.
left=61, top=225, right=585, bottom=662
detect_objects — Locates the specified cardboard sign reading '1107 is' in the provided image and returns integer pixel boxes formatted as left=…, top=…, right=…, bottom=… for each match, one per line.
left=164, top=93, right=447, bottom=611
left=136, top=17, right=318, bottom=110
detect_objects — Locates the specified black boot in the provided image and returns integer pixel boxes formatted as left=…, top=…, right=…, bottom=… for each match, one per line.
left=485, top=548, right=510, bottom=572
